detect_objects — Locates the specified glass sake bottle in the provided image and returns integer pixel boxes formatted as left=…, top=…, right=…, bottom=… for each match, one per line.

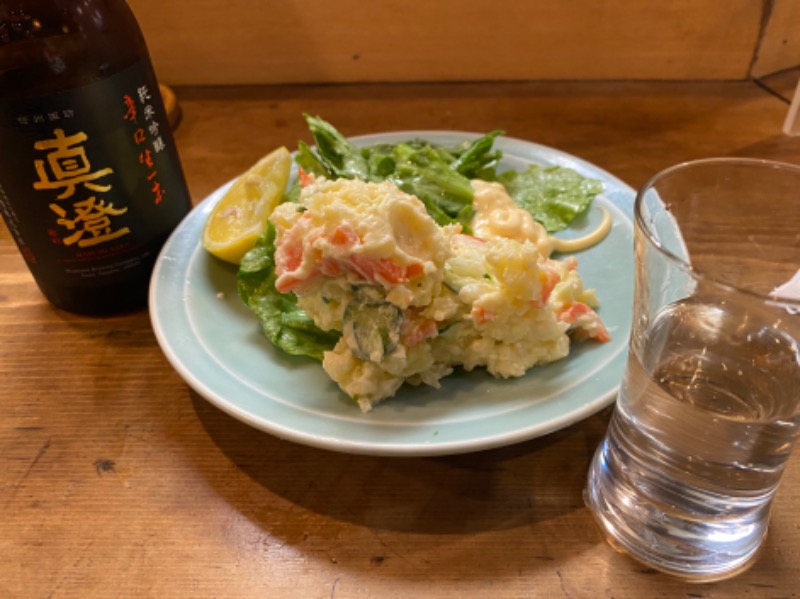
left=0, top=0, right=192, bottom=314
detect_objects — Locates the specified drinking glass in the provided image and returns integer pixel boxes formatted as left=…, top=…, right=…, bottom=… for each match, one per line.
left=584, top=158, right=800, bottom=582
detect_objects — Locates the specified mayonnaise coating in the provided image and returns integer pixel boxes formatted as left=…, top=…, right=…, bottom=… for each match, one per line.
left=270, top=176, right=610, bottom=411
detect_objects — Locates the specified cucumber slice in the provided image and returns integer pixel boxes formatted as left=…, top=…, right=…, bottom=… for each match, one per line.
left=343, top=298, right=403, bottom=362
left=443, top=256, right=490, bottom=292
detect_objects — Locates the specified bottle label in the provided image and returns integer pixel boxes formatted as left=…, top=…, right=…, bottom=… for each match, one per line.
left=0, top=59, right=191, bottom=289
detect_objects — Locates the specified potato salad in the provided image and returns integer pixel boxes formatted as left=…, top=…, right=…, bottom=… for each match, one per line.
left=234, top=115, right=610, bottom=412
left=269, top=174, right=608, bottom=412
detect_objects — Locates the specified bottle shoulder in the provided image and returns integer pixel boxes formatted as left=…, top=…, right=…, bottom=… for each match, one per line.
left=0, top=0, right=149, bottom=99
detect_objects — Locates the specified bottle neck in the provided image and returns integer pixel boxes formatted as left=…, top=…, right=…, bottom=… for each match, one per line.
left=0, top=0, right=148, bottom=99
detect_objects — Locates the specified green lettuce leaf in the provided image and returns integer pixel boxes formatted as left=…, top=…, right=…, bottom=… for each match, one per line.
left=237, top=224, right=339, bottom=361
left=305, top=115, right=370, bottom=180
left=450, top=130, right=503, bottom=178
left=498, top=165, right=603, bottom=232
left=383, top=142, right=476, bottom=231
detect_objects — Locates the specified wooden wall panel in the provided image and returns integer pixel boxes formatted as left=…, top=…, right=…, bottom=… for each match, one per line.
left=128, top=0, right=763, bottom=85
left=751, top=0, right=800, bottom=78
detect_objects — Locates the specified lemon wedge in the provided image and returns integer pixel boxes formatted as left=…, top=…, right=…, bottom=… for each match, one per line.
left=201, top=146, right=292, bottom=264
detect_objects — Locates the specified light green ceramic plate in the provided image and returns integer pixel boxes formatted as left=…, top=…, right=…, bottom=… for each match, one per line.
left=149, top=132, right=635, bottom=456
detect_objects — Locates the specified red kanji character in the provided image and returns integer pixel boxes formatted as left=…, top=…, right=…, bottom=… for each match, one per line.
left=139, top=148, right=154, bottom=168
left=123, top=95, right=137, bottom=122
left=133, top=128, right=146, bottom=144
left=151, top=181, right=164, bottom=204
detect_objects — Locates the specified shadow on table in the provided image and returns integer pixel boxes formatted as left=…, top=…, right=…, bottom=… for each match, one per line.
left=187, top=389, right=611, bottom=537
left=181, top=382, right=793, bottom=590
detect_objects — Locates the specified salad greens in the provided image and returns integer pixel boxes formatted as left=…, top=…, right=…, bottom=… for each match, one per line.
left=237, top=114, right=604, bottom=361
left=295, top=115, right=503, bottom=231
left=237, top=224, right=340, bottom=360
left=499, top=166, right=604, bottom=232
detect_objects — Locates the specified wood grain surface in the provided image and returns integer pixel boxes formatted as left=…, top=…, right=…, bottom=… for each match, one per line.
left=2, top=80, right=800, bottom=598
left=751, top=0, right=800, bottom=78
left=128, top=0, right=767, bottom=85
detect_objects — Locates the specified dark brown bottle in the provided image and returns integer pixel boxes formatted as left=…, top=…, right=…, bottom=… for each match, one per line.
left=0, top=0, right=192, bottom=314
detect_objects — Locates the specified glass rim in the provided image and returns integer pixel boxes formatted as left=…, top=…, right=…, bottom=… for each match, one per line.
left=634, top=156, right=800, bottom=307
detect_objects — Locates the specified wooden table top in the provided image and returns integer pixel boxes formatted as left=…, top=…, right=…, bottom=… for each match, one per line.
left=3, top=80, right=800, bottom=598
